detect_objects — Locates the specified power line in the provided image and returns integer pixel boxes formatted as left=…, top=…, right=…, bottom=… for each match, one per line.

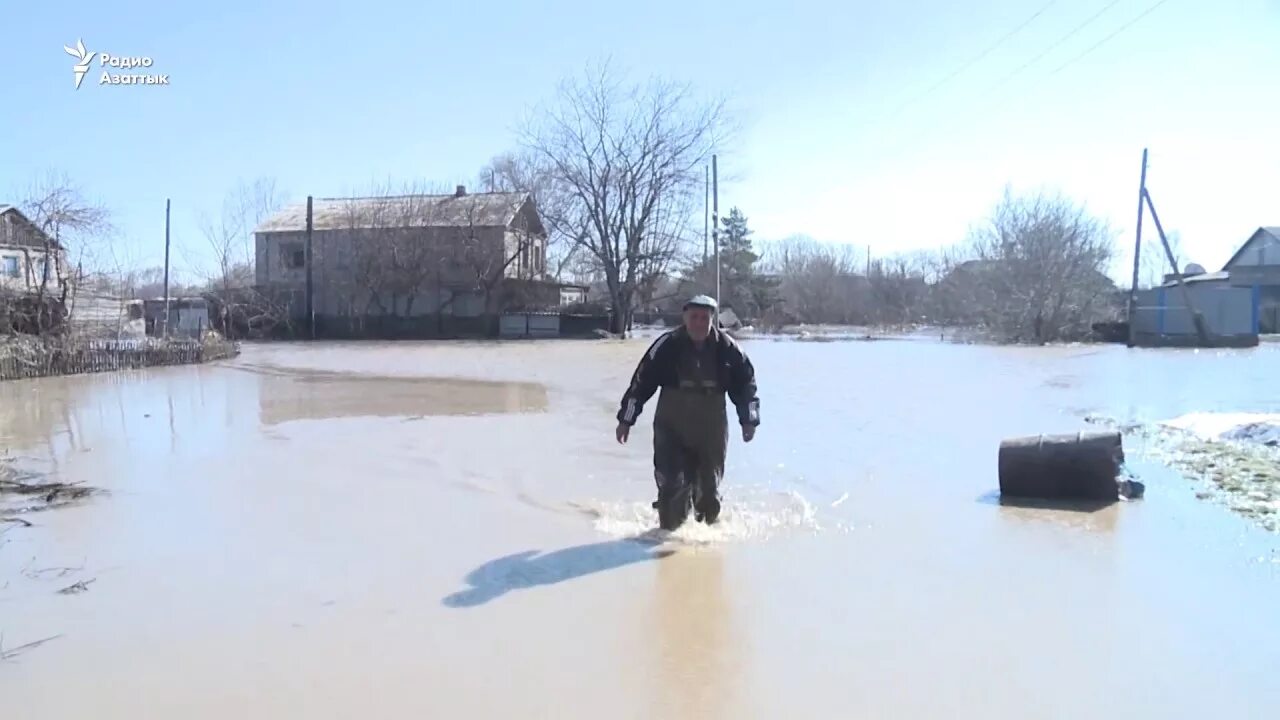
left=1048, top=0, right=1176, bottom=76
left=889, top=1, right=1060, bottom=117
left=985, top=0, right=1124, bottom=95
left=879, top=0, right=1179, bottom=163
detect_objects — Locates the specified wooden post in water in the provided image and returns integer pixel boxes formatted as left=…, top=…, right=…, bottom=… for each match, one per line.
left=1126, top=149, right=1148, bottom=348
left=305, top=195, right=315, bottom=340
left=163, top=198, right=171, bottom=338
left=1143, top=189, right=1211, bottom=346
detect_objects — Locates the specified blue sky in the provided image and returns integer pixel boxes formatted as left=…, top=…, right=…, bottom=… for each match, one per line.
left=2, top=0, right=1277, bottom=284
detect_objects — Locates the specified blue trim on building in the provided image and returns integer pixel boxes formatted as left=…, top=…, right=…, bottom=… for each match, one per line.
left=1252, top=284, right=1262, bottom=334
left=1157, top=286, right=1166, bottom=334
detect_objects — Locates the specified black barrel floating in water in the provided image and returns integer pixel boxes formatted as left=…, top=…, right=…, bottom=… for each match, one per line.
left=998, top=431, right=1125, bottom=502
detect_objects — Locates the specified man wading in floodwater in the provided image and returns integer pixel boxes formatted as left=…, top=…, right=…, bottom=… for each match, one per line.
left=615, top=295, right=761, bottom=531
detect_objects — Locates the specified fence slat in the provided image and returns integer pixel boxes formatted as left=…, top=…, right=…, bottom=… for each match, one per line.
left=0, top=338, right=239, bottom=382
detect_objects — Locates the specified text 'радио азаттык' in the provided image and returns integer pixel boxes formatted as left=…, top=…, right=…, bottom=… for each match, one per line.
left=97, top=55, right=168, bottom=85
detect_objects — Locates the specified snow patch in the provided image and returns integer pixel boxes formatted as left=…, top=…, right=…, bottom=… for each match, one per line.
left=1160, top=412, right=1280, bottom=447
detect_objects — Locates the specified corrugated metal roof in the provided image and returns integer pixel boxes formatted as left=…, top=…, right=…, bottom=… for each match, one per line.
left=1158, top=270, right=1230, bottom=288
left=254, top=192, right=532, bottom=233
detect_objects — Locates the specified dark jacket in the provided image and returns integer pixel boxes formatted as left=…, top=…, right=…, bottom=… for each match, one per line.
left=616, top=327, right=760, bottom=428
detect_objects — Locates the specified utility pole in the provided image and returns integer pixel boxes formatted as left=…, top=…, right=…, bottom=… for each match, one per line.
left=1127, top=148, right=1148, bottom=348
left=1143, top=187, right=1210, bottom=346
left=703, top=165, right=709, bottom=264
left=305, top=195, right=314, bottom=340
left=1127, top=148, right=1210, bottom=347
left=712, top=154, right=720, bottom=324
left=162, top=198, right=171, bottom=338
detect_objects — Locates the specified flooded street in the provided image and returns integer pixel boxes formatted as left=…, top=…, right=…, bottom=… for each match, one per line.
left=3, top=337, right=1279, bottom=718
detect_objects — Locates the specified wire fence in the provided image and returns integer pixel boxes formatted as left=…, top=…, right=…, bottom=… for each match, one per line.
left=0, top=337, right=240, bottom=382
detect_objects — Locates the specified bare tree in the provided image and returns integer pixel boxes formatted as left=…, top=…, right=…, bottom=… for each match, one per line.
left=758, top=236, right=865, bottom=325
left=198, top=178, right=283, bottom=295
left=865, top=253, right=932, bottom=327
left=341, top=182, right=548, bottom=328
left=1138, top=229, right=1186, bottom=288
left=18, top=172, right=114, bottom=333
left=479, top=152, right=585, bottom=283
left=518, top=62, right=729, bottom=334
left=343, top=190, right=447, bottom=318
left=188, top=178, right=286, bottom=337
left=950, top=187, right=1120, bottom=343
left=456, top=200, right=550, bottom=312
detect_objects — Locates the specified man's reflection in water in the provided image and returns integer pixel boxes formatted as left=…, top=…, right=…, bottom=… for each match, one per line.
left=647, top=548, right=749, bottom=720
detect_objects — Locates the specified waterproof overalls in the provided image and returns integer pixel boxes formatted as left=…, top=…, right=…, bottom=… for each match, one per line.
left=651, top=336, right=729, bottom=529
left=616, top=326, right=760, bottom=532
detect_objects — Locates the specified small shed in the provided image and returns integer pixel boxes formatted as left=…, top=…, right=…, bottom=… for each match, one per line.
left=142, top=297, right=212, bottom=338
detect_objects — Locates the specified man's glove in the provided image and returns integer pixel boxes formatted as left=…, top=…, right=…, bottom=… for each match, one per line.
left=742, top=424, right=756, bottom=443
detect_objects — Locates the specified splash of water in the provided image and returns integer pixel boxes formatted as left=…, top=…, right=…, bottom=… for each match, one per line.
left=573, top=488, right=826, bottom=545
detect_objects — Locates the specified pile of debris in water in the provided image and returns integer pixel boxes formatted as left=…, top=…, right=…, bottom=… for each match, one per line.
left=1, top=457, right=99, bottom=530
left=1155, top=414, right=1280, bottom=532
left=1085, top=413, right=1280, bottom=532
left=1173, top=442, right=1280, bottom=531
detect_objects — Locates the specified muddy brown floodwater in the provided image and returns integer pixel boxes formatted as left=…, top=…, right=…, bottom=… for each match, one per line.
left=2, top=337, right=1279, bottom=718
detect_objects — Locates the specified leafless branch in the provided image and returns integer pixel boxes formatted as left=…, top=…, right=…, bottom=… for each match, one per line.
left=516, top=60, right=730, bottom=334
left=12, top=171, right=115, bottom=334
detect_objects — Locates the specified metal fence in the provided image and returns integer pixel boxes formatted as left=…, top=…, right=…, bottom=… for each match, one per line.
left=1132, top=284, right=1258, bottom=338
left=0, top=337, right=240, bottom=382
left=499, top=313, right=562, bottom=338
left=309, top=312, right=612, bottom=340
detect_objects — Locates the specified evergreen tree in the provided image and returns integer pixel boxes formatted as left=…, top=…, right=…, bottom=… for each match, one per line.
left=677, top=207, right=782, bottom=321
left=703, top=208, right=779, bottom=319
left=719, top=207, right=758, bottom=281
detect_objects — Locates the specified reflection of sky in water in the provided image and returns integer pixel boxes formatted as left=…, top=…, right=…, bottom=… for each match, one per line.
left=241, top=364, right=549, bottom=426
left=0, top=359, right=550, bottom=457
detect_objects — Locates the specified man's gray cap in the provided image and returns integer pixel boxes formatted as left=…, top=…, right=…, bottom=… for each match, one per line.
left=684, top=294, right=718, bottom=310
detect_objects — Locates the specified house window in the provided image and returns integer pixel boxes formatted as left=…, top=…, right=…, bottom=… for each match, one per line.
left=2, top=256, right=18, bottom=278
left=281, top=242, right=305, bottom=269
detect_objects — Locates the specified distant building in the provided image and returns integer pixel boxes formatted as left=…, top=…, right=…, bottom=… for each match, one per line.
left=1221, top=226, right=1280, bottom=333
left=559, top=286, right=588, bottom=305
left=1131, top=226, right=1280, bottom=344
left=253, top=187, right=571, bottom=324
left=138, top=297, right=211, bottom=338
left=0, top=205, right=66, bottom=295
